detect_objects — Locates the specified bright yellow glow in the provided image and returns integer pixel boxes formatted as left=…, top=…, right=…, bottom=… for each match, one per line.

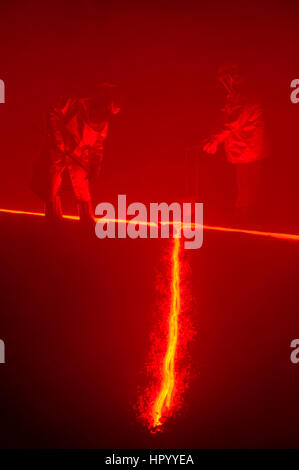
left=152, top=237, right=181, bottom=428
left=1, top=207, right=298, bottom=242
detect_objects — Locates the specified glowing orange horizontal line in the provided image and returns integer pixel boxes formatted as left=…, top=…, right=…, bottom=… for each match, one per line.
left=200, top=224, right=299, bottom=242
left=0, top=207, right=299, bottom=242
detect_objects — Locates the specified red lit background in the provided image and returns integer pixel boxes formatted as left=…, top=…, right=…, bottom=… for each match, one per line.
left=0, top=0, right=299, bottom=448
left=0, top=0, right=298, bottom=228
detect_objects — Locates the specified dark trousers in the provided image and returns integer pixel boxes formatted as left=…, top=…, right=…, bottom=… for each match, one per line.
left=45, top=150, right=94, bottom=223
left=234, top=160, right=263, bottom=215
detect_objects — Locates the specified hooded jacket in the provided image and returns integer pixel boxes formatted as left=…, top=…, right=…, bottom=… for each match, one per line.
left=214, top=93, right=268, bottom=164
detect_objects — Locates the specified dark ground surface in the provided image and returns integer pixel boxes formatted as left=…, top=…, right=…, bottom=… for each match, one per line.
left=0, top=212, right=299, bottom=448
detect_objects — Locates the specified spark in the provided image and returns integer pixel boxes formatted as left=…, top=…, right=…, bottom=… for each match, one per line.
left=151, top=237, right=181, bottom=429
left=2, top=206, right=299, bottom=431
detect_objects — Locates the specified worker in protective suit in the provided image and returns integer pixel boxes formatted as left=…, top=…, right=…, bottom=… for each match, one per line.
left=203, top=64, right=268, bottom=221
left=32, top=84, right=120, bottom=225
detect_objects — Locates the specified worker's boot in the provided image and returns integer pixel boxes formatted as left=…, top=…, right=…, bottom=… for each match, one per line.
left=45, top=196, right=63, bottom=223
left=78, top=200, right=95, bottom=233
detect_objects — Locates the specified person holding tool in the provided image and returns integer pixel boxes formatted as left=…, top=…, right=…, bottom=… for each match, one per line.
left=203, top=64, right=268, bottom=222
left=32, top=83, right=120, bottom=226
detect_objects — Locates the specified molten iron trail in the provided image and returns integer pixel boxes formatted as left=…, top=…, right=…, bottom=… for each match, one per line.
left=151, top=237, right=181, bottom=428
left=2, top=207, right=299, bottom=431
left=1, top=207, right=299, bottom=242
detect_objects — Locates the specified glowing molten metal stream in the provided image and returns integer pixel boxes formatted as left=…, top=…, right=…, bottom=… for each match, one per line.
left=3, top=207, right=299, bottom=432
left=152, top=237, right=181, bottom=428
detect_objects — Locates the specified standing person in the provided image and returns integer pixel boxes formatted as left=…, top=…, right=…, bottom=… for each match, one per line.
left=32, top=83, right=120, bottom=226
left=203, top=64, right=268, bottom=222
